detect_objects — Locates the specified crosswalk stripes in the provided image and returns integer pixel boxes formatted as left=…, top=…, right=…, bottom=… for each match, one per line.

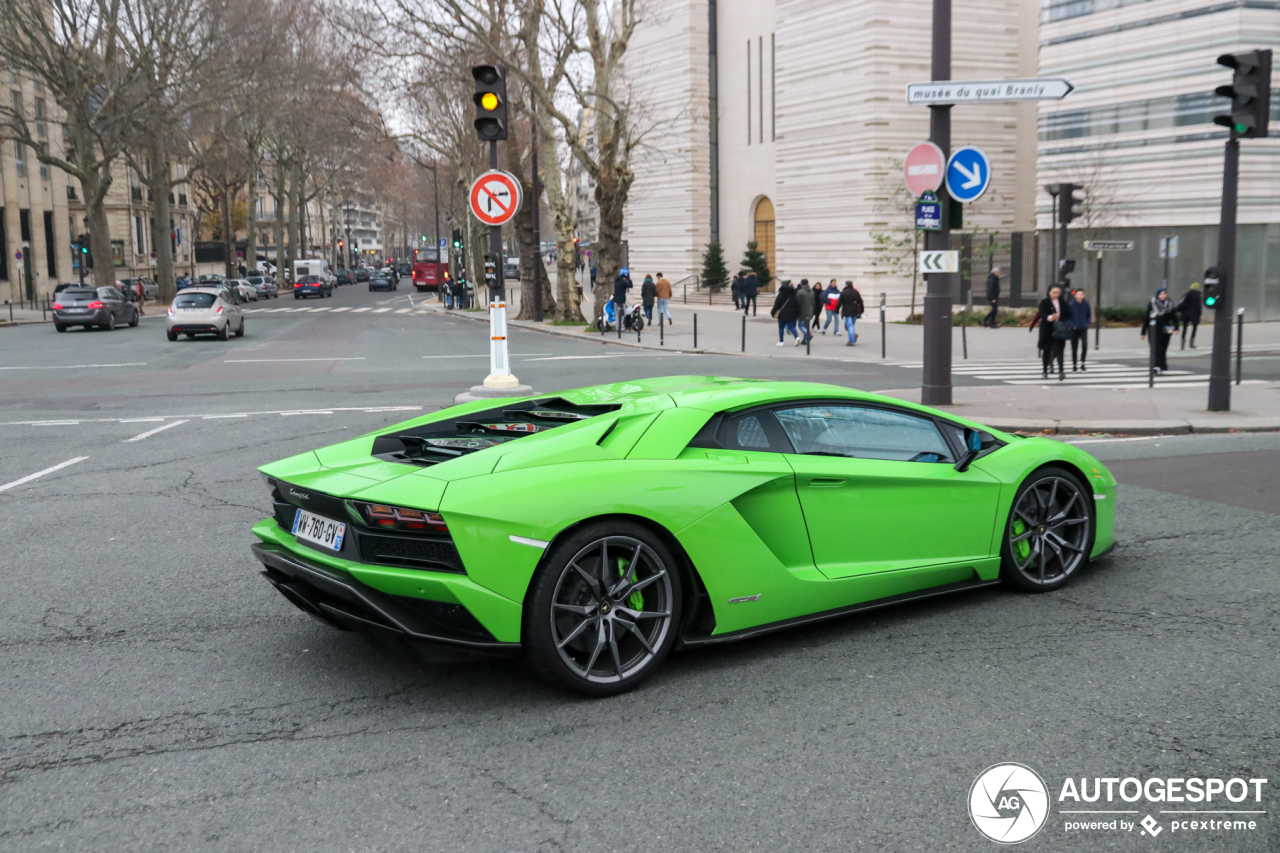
left=242, top=305, right=434, bottom=316
left=896, top=359, right=1212, bottom=390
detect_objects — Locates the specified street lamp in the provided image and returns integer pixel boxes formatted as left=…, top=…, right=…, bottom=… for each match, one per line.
left=342, top=199, right=354, bottom=270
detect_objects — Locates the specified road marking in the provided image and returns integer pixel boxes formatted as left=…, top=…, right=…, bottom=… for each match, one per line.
left=223, top=358, right=367, bottom=363
left=30, top=420, right=80, bottom=426
left=280, top=410, right=334, bottom=416
left=328, top=307, right=352, bottom=313
left=1063, top=436, right=1166, bottom=445
left=124, top=419, right=188, bottom=442
left=421, top=353, right=553, bottom=360
left=351, top=307, right=371, bottom=313
left=0, top=362, right=147, bottom=371
left=202, top=413, right=249, bottom=419
left=0, top=405, right=423, bottom=426
left=523, top=353, right=698, bottom=361
left=0, top=456, right=89, bottom=492
left=395, top=308, right=412, bottom=314
left=372, top=308, right=392, bottom=313
left=119, top=417, right=166, bottom=423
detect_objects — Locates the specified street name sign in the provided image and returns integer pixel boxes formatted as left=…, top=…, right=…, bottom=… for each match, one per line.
left=919, top=250, right=959, bottom=273
left=906, top=78, right=1074, bottom=105
left=904, top=141, right=946, bottom=196
left=1083, top=240, right=1134, bottom=251
left=1159, top=236, right=1179, bottom=259
left=945, top=147, right=991, bottom=203
left=469, top=170, right=523, bottom=226
left=915, top=191, right=942, bottom=231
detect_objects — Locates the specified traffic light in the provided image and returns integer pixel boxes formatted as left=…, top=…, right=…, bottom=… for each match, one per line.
left=1058, top=183, right=1083, bottom=225
left=78, top=233, right=92, bottom=268
left=451, top=229, right=463, bottom=249
left=1059, top=258, right=1076, bottom=275
left=1203, top=267, right=1223, bottom=309
left=472, top=65, right=508, bottom=141
left=1214, top=50, right=1272, bottom=138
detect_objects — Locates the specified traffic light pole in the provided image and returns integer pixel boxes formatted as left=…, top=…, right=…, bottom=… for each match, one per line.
left=921, top=0, right=953, bottom=407
left=482, top=139, right=519, bottom=391
left=1207, top=130, right=1239, bottom=411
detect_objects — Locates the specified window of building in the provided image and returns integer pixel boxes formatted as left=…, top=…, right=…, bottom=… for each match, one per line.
left=753, top=197, right=775, bottom=281
left=14, top=140, right=26, bottom=178
left=746, top=39, right=752, bottom=145
left=32, top=75, right=43, bottom=92
left=11, top=89, right=22, bottom=117
left=1040, top=91, right=1280, bottom=141
left=34, top=97, right=45, bottom=138
left=134, top=215, right=146, bottom=256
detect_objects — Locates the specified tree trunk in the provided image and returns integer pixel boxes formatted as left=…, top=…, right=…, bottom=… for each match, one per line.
left=146, top=135, right=176, bottom=303
left=591, top=170, right=625, bottom=321
left=81, top=164, right=114, bottom=288
left=273, top=166, right=287, bottom=290
left=245, top=160, right=258, bottom=277
left=222, top=170, right=235, bottom=279
left=288, top=163, right=302, bottom=266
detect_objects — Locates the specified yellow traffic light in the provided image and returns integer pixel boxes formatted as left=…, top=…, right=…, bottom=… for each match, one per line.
left=481, top=92, right=499, bottom=111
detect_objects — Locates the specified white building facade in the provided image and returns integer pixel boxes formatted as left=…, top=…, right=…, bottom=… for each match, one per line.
left=621, top=0, right=1041, bottom=303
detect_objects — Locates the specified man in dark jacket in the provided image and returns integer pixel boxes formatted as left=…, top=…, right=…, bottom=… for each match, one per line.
left=640, top=275, right=657, bottom=321
left=983, top=267, right=1001, bottom=327
left=730, top=273, right=743, bottom=309
left=741, top=272, right=759, bottom=316
left=837, top=281, right=864, bottom=346
left=770, top=280, right=799, bottom=345
left=613, top=268, right=632, bottom=307
left=1177, top=282, right=1202, bottom=349
left=794, top=278, right=815, bottom=346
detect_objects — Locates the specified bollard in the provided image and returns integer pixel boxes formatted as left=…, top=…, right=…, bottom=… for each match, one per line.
left=693, top=314, right=698, bottom=349
left=880, top=293, right=886, bottom=359
left=683, top=285, right=687, bottom=305
left=741, top=314, right=746, bottom=352
left=962, top=288, right=971, bottom=359
left=660, top=314, right=664, bottom=346
left=1236, top=307, right=1244, bottom=385
left=617, top=314, right=621, bottom=339
left=1147, top=314, right=1156, bottom=388
left=637, top=318, right=641, bottom=344
left=6, top=300, right=10, bottom=322
left=805, top=329, right=810, bottom=356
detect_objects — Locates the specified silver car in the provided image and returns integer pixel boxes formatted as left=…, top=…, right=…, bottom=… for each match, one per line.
left=227, top=278, right=258, bottom=302
left=246, top=274, right=278, bottom=299
left=166, top=287, right=244, bottom=341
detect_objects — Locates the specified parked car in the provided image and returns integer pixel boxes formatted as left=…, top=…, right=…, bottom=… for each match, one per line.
left=368, top=271, right=397, bottom=292
left=293, top=275, right=332, bottom=299
left=246, top=274, right=278, bottom=299
left=225, top=278, right=258, bottom=302
left=175, top=275, right=195, bottom=290
left=334, top=268, right=353, bottom=286
left=119, top=277, right=159, bottom=301
left=52, top=286, right=139, bottom=332
left=166, top=287, right=244, bottom=341
left=353, top=267, right=371, bottom=282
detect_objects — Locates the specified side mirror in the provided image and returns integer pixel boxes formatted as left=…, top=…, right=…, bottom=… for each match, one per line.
left=955, top=428, right=983, bottom=472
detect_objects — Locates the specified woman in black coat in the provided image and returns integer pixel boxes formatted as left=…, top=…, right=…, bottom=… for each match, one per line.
left=1034, top=285, right=1067, bottom=380
left=771, top=280, right=799, bottom=345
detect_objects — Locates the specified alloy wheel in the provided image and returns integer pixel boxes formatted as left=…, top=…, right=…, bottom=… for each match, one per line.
left=1007, top=475, right=1090, bottom=587
left=549, top=536, right=674, bottom=685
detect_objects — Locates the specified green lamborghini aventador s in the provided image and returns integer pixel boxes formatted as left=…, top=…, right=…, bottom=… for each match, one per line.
left=252, top=376, right=1116, bottom=695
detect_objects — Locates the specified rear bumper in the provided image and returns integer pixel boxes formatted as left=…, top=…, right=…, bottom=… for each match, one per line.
left=53, top=309, right=106, bottom=324
left=252, top=541, right=520, bottom=660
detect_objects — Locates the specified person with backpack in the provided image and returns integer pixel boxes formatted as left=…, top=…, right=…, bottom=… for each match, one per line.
left=770, top=279, right=799, bottom=346
left=837, top=281, right=864, bottom=346
left=741, top=271, right=759, bottom=316
left=1177, top=281, right=1202, bottom=349
left=640, top=274, right=657, bottom=322
left=794, top=278, right=816, bottom=346
left=821, top=279, right=840, bottom=334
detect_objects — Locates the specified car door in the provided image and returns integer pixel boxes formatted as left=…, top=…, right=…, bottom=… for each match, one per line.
left=99, top=288, right=123, bottom=320
left=771, top=403, right=1003, bottom=580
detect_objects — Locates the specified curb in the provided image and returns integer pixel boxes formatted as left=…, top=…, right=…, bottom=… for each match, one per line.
left=986, top=422, right=1280, bottom=436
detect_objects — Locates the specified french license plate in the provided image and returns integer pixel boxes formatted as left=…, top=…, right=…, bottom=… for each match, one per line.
left=291, top=508, right=346, bottom=551
left=65, top=308, right=86, bottom=313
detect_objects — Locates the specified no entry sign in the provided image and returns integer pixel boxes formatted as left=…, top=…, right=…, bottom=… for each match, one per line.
left=469, top=170, right=523, bottom=227
left=904, top=142, right=946, bottom=196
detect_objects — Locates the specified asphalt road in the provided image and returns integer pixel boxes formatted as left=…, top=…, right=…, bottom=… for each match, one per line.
left=1, top=283, right=1276, bottom=851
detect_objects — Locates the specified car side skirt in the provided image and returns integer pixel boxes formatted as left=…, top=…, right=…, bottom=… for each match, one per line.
left=678, top=578, right=1000, bottom=647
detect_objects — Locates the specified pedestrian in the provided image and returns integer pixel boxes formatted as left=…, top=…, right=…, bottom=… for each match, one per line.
left=741, top=270, right=759, bottom=316
left=1067, top=288, right=1091, bottom=372
left=641, top=274, right=656, bottom=322
left=811, top=281, right=825, bottom=333
left=613, top=267, right=632, bottom=310
left=770, top=279, right=799, bottom=346
left=837, top=280, right=863, bottom=346
left=1177, top=281, right=1202, bottom=349
left=730, top=272, right=743, bottom=309
left=821, top=279, right=840, bottom=334
left=1140, top=287, right=1179, bottom=374
left=795, top=278, right=815, bottom=346
left=655, top=272, right=673, bottom=323
left=1032, top=284, right=1068, bottom=380
left=984, top=266, right=1001, bottom=327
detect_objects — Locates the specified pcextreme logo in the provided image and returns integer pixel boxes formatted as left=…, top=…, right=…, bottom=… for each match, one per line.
left=968, top=764, right=1269, bottom=844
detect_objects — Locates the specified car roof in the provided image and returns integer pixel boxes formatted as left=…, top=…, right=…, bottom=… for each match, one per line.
left=177, top=287, right=226, bottom=295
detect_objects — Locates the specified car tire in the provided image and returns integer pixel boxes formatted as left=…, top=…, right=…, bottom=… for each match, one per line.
left=104, top=313, right=116, bottom=331
left=55, top=323, right=66, bottom=333
left=999, top=466, right=1094, bottom=593
left=217, top=322, right=229, bottom=341
left=294, top=294, right=301, bottom=300
left=524, top=520, right=682, bottom=697
left=128, top=309, right=139, bottom=327
left=167, top=330, right=178, bottom=342
left=235, top=319, right=245, bottom=337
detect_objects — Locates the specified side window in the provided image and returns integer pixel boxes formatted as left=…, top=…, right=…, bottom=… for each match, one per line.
left=775, top=405, right=955, bottom=463
left=720, top=412, right=786, bottom=453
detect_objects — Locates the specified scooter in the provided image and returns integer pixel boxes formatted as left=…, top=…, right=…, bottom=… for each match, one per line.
left=596, top=300, right=645, bottom=334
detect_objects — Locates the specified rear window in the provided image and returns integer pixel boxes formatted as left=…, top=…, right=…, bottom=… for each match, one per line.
left=300, top=276, right=322, bottom=283
left=174, top=293, right=217, bottom=308
left=60, top=289, right=97, bottom=300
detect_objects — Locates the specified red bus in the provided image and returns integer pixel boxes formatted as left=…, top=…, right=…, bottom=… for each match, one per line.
left=412, top=248, right=444, bottom=292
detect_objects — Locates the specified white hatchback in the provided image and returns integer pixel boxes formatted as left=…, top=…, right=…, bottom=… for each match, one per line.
left=166, top=287, right=244, bottom=341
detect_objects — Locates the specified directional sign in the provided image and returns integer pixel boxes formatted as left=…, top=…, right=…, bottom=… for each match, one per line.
left=1084, top=240, right=1134, bottom=252
left=469, top=170, right=523, bottom=226
left=919, top=250, right=959, bottom=273
left=904, top=141, right=946, bottom=196
left=946, top=147, right=991, bottom=204
left=906, top=78, right=1074, bottom=105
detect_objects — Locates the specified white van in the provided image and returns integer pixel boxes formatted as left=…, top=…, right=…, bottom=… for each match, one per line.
left=293, top=258, right=335, bottom=286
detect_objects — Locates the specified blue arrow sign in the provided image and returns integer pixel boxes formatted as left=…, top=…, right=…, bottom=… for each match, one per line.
left=945, top=146, right=992, bottom=204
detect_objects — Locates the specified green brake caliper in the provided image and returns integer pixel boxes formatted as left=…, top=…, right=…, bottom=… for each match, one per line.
left=617, top=557, right=644, bottom=610
left=1012, top=518, right=1031, bottom=562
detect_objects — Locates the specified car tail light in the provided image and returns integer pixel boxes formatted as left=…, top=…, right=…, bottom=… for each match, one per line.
left=351, top=501, right=448, bottom=534
left=216, top=305, right=223, bottom=314
left=167, top=306, right=174, bottom=316
left=87, top=301, right=104, bottom=309
left=293, top=283, right=301, bottom=288
left=52, top=303, right=63, bottom=310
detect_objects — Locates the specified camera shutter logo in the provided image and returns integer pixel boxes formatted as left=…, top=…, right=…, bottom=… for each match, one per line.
left=969, top=763, right=1050, bottom=844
